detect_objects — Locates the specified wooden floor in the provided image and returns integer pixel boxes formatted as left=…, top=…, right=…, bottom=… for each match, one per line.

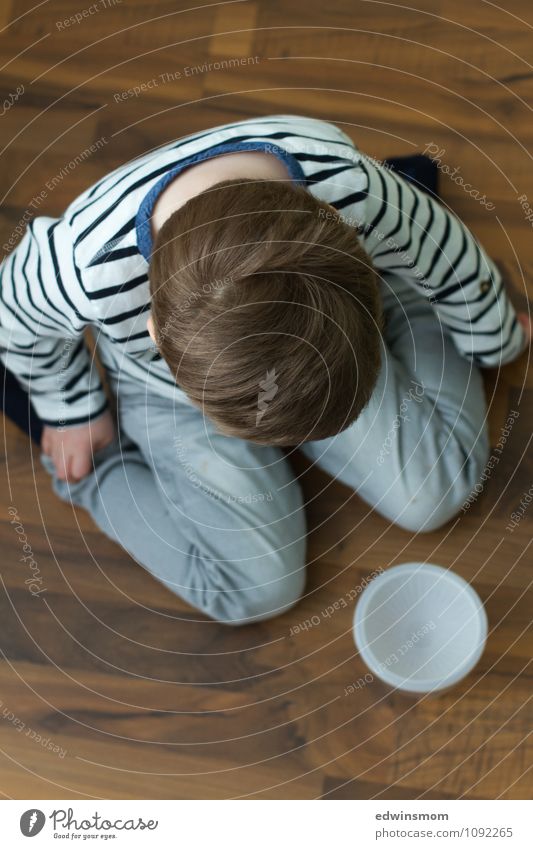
left=1, top=0, right=532, bottom=800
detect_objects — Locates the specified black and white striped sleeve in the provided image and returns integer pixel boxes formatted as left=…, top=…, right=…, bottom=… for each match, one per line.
left=0, top=215, right=108, bottom=427
left=354, top=155, right=526, bottom=368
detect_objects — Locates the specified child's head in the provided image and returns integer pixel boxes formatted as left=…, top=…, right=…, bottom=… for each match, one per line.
left=149, top=178, right=382, bottom=446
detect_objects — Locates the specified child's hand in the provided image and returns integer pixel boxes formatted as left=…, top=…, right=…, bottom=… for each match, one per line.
left=41, top=410, right=116, bottom=483
left=517, top=312, right=532, bottom=348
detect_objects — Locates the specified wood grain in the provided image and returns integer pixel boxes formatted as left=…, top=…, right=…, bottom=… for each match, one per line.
left=1, top=0, right=531, bottom=800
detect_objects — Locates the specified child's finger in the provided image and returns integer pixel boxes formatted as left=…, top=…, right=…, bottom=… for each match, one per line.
left=69, top=450, right=92, bottom=482
left=53, top=448, right=68, bottom=481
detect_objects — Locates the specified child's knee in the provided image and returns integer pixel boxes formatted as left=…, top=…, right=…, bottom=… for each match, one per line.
left=394, top=495, right=464, bottom=533
left=394, top=438, right=490, bottom=533
left=212, top=545, right=307, bottom=626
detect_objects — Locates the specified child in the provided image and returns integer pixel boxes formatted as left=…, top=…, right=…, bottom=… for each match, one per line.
left=1, top=114, right=529, bottom=624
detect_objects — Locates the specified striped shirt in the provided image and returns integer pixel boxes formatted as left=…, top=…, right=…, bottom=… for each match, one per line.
left=0, top=114, right=524, bottom=428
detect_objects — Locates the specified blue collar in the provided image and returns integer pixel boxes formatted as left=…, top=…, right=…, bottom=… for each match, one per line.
left=136, top=140, right=307, bottom=262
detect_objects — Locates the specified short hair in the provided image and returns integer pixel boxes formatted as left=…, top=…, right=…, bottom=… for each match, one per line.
left=149, top=177, right=382, bottom=446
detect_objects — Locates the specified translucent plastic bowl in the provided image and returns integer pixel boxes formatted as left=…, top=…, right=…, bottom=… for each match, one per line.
left=353, top=562, right=488, bottom=694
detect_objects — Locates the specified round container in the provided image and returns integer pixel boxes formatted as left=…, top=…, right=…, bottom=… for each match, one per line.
left=353, top=562, right=488, bottom=694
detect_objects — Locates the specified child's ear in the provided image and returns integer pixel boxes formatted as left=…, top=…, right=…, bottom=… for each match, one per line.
left=147, top=315, right=156, bottom=342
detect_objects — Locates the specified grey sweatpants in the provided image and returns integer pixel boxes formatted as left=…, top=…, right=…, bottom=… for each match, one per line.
left=42, top=274, right=489, bottom=625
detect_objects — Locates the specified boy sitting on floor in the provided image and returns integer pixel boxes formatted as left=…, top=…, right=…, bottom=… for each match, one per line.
left=1, top=114, right=530, bottom=624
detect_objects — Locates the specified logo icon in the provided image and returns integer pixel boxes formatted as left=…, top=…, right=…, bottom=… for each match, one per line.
left=20, top=809, right=46, bottom=837
left=256, top=368, right=278, bottom=425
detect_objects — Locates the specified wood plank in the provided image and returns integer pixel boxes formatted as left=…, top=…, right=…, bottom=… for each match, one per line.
left=1, top=0, right=531, bottom=800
